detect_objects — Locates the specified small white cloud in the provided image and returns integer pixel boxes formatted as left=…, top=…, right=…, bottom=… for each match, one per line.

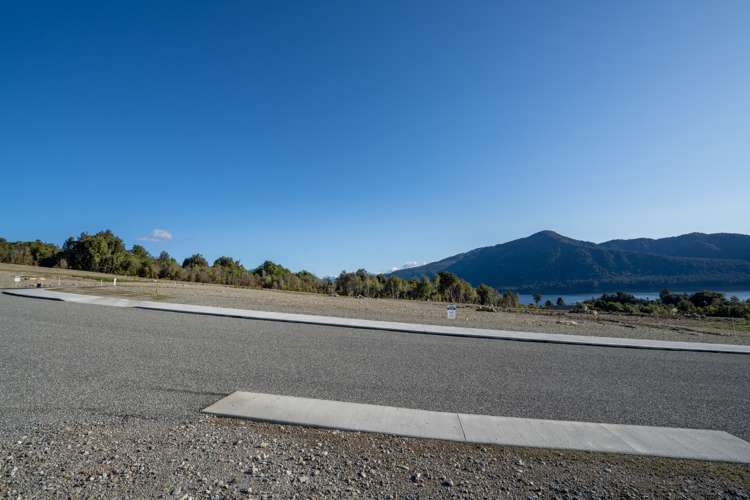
left=391, top=261, right=425, bottom=272
left=139, top=228, right=173, bottom=242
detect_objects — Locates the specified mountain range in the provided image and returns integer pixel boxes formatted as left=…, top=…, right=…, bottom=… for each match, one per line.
left=390, top=231, right=750, bottom=293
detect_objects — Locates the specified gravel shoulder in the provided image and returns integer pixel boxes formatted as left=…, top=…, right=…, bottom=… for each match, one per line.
left=4, top=261, right=746, bottom=345
left=2, top=415, right=749, bottom=499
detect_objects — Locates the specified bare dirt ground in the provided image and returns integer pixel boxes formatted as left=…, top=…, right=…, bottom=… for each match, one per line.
left=2, top=262, right=748, bottom=345
left=2, top=415, right=748, bottom=499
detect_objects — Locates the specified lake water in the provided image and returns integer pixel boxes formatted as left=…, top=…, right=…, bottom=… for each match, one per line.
left=518, top=290, right=750, bottom=305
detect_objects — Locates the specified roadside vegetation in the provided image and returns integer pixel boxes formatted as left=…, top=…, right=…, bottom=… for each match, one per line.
left=578, top=290, right=750, bottom=319
left=0, top=231, right=519, bottom=307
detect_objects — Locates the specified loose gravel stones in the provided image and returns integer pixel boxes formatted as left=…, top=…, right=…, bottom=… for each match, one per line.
left=1, top=415, right=748, bottom=498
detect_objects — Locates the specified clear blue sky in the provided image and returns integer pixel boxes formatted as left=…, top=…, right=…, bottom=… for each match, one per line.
left=2, top=1, right=749, bottom=276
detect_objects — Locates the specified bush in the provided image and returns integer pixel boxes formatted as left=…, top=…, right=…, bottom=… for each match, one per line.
left=582, top=289, right=750, bottom=319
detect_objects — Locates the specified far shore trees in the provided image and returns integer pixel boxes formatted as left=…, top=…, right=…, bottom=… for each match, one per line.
left=579, top=289, right=750, bottom=319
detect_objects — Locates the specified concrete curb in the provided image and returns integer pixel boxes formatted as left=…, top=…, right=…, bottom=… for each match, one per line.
left=203, top=391, right=750, bottom=463
left=4, top=288, right=750, bottom=354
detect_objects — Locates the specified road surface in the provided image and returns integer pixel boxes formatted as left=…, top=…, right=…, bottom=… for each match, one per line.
left=1, top=293, right=749, bottom=439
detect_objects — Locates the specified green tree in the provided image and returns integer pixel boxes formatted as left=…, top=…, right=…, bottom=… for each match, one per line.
left=28, top=240, right=59, bottom=266
left=212, top=256, right=246, bottom=285
left=414, top=277, right=434, bottom=300
left=131, top=245, right=152, bottom=260
left=157, top=251, right=181, bottom=279
left=477, top=284, right=500, bottom=306
left=688, top=291, right=724, bottom=308
left=182, top=253, right=209, bottom=269
left=62, top=230, right=129, bottom=274
left=384, top=275, right=404, bottom=299
left=254, top=260, right=294, bottom=288
left=501, top=290, right=521, bottom=308
left=436, top=272, right=461, bottom=302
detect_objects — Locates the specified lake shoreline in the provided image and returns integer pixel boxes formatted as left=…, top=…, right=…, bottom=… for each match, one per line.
left=519, top=290, right=750, bottom=305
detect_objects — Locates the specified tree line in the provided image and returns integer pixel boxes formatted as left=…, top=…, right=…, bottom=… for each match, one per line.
left=0, top=230, right=520, bottom=306
left=333, top=269, right=520, bottom=306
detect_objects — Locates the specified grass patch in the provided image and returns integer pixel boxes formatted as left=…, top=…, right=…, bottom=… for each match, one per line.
left=701, top=318, right=750, bottom=333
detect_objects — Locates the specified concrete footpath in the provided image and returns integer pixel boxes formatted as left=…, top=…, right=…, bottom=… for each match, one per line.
left=204, top=391, right=750, bottom=463
left=4, top=288, right=750, bottom=354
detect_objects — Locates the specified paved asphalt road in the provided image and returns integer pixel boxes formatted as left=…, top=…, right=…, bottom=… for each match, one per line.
left=2, top=294, right=749, bottom=440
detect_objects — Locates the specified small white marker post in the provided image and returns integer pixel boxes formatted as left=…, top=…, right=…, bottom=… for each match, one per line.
left=14, top=276, right=21, bottom=288
left=447, top=304, right=457, bottom=320
left=113, top=278, right=117, bottom=287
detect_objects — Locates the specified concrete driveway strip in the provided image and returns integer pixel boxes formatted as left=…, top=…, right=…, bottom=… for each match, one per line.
left=204, top=391, right=466, bottom=441
left=204, top=392, right=750, bottom=463
left=4, top=288, right=750, bottom=354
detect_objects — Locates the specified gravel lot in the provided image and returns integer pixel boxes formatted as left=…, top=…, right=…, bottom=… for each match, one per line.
left=2, top=416, right=749, bottom=499
left=2, top=263, right=747, bottom=346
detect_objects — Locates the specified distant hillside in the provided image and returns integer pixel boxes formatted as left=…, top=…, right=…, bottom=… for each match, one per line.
left=391, top=231, right=750, bottom=293
left=600, top=233, right=750, bottom=261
